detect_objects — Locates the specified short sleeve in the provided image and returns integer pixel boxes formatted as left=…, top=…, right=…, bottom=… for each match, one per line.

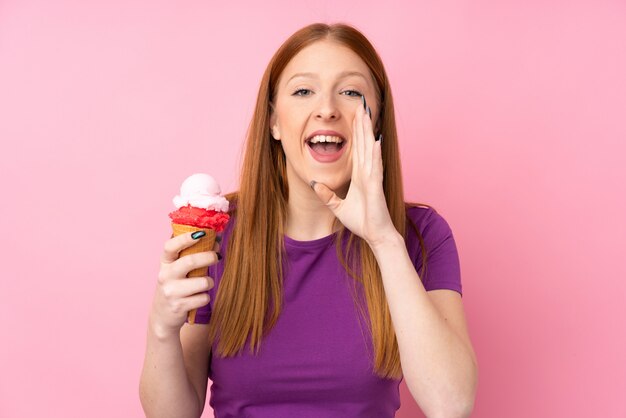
left=406, top=206, right=463, bottom=296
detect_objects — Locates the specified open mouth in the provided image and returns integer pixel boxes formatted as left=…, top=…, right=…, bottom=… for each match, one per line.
left=305, top=134, right=347, bottom=163
left=305, top=135, right=346, bottom=155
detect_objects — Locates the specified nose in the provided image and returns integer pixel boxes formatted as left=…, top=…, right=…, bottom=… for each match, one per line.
left=315, top=95, right=339, bottom=120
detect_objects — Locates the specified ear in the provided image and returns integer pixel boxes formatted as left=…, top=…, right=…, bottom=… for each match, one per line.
left=269, top=109, right=281, bottom=140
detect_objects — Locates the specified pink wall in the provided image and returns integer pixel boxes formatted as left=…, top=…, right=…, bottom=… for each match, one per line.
left=1, top=1, right=625, bottom=417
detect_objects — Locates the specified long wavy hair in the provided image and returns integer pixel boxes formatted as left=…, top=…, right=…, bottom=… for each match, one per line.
left=207, top=22, right=430, bottom=379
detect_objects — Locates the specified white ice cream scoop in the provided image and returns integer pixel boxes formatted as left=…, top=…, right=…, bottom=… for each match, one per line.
left=173, top=173, right=229, bottom=212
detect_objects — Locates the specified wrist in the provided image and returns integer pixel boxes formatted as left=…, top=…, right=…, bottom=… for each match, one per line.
left=148, top=314, right=181, bottom=343
left=367, top=229, right=405, bottom=254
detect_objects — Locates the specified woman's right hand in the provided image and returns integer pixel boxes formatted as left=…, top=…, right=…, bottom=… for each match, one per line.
left=149, top=232, right=220, bottom=339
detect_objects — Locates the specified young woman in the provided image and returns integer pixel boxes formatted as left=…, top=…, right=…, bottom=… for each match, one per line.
left=140, top=22, right=478, bottom=418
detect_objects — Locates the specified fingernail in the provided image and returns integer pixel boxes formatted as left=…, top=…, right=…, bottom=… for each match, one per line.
left=376, top=133, right=383, bottom=142
left=361, top=94, right=367, bottom=110
left=191, top=231, right=206, bottom=240
left=216, top=252, right=223, bottom=261
left=309, top=180, right=317, bottom=190
left=366, top=106, right=371, bottom=119
left=215, top=235, right=222, bottom=243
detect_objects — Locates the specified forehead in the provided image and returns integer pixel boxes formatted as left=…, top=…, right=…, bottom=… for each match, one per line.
left=280, top=40, right=371, bottom=84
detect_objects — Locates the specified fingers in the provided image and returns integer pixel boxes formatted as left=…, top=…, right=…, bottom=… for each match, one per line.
left=162, top=289, right=212, bottom=316
left=352, top=100, right=382, bottom=180
left=152, top=232, right=220, bottom=336
left=311, top=181, right=343, bottom=212
left=362, top=100, right=375, bottom=173
left=163, top=251, right=220, bottom=280
left=161, top=231, right=210, bottom=264
left=373, top=137, right=383, bottom=177
left=161, top=276, right=214, bottom=300
left=183, top=292, right=212, bottom=312
left=354, top=102, right=364, bottom=167
left=353, top=98, right=376, bottom=175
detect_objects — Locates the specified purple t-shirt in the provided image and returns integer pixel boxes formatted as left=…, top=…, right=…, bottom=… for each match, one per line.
left=194, top=205, right=462, bottom=417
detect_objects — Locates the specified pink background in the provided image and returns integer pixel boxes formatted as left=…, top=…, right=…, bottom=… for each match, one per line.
left=1, top=1, right=625, bottom=417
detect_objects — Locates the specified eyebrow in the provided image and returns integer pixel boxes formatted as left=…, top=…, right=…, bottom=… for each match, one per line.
left=286, top=70, right=368, bottom=84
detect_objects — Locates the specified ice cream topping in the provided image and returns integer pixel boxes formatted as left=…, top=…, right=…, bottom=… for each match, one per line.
left=172, top=173, right=229, bottom=212
left=169, top=173, right=230, bottom=231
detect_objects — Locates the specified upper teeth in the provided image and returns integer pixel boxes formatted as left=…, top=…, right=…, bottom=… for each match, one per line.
left=308, top=135, right=343, bottom=144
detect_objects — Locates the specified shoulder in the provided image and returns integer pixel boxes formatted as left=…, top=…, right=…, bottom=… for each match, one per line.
left=404, top=203, right=463, bottom=294
left=405, top=204, right=456, bottom=246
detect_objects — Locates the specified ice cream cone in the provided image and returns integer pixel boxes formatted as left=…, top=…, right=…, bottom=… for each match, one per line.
left=171, top=222, right=217, bottom=324
left=169, top=173, right=229, bottom=323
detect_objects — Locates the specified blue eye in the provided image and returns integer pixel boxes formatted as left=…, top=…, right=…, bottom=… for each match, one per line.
left=343, top=90, right=363, bottom=97
left=293, top=89, right=312, bottom=96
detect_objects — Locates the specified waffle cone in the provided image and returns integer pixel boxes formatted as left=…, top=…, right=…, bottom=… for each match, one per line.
left=171, top=222, right=217, bottom=324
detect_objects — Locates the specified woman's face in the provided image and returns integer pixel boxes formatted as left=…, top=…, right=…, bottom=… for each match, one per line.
left=270, top=40, right=379, bottom=199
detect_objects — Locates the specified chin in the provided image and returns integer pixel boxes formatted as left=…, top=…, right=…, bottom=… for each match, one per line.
left=319, top=177, right=350, bottom=198
left=297, top=163, right=351, bottom=195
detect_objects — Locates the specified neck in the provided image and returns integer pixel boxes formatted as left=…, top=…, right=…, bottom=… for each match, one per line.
left=284, top=181, right=343, bottom=241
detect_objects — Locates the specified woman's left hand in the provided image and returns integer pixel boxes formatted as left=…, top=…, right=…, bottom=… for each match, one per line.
left=311, top=101, right=398, bottom=248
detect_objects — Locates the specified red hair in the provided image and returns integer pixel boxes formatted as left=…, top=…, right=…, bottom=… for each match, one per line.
left=207, top=22, right=430, bottom=379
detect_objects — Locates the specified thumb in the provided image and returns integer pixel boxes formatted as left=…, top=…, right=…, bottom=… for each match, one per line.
left=310, top=180, right=343, bottom=212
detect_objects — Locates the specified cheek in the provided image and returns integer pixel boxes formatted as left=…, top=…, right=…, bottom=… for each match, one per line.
left=348, top=110, right=362, bottom=132
left=281, top=122, right=307, bottom=144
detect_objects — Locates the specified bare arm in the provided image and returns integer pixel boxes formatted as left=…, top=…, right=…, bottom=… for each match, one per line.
left=139, top=231, right=219, bottom=418
left=311, top=101, right=477, bottom=416
left=139, top=323, right=210, bottom=417
left=371, top=232, right=478, bottom=418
